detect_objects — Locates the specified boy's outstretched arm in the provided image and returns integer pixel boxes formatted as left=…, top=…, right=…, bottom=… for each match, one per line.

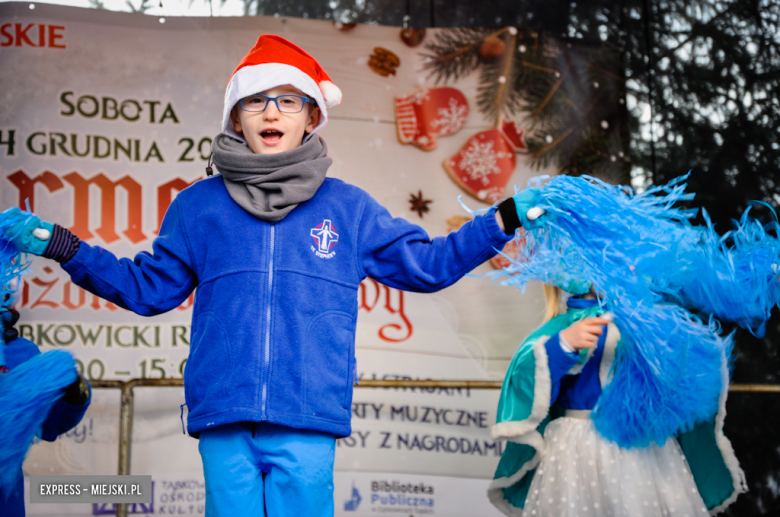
left=356, top=188, right=551, bottom=293
left=4, top=203, right=197, bottom=316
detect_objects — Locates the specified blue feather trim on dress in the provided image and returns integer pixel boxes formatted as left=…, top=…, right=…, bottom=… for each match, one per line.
left=490, top=174, right=779, bottom=448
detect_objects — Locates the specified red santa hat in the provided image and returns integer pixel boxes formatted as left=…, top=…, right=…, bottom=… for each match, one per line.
left=222, top=34, right=342, bottom=142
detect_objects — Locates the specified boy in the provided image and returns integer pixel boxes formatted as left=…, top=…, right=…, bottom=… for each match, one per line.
left=9, top=35, right=547, bottom=516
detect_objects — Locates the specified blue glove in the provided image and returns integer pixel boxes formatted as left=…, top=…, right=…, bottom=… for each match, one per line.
left=4, top=210, right=53, bottom=256
left=497, top=188, right=556, bottom=234
left=512, top=188, right=555, bottom=230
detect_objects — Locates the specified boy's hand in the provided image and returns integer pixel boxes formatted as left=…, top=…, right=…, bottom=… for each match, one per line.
left=4, top=212, right=53, bottom=256
left=496, top=188, right=555, bottom=234
left=512, top=189, right=554, bottom=230
left=560, top=317, right=610, bottom=351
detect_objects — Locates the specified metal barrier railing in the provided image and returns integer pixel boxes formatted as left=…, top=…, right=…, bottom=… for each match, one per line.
left=91, top=379, right=780, bottom=517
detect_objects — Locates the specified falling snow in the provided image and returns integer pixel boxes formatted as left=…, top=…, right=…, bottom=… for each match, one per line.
left=431, top=97, right=469, bottom=134
left=457, top=139, right=501, bottom=186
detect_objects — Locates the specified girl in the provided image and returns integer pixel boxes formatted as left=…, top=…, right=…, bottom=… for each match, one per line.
left=488, top=284, right=743, bottom=516
left=484, top=174, right=779, bottom=516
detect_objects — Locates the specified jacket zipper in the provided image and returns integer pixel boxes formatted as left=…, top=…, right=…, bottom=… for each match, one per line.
left=261, top=225, right=275, bottom=416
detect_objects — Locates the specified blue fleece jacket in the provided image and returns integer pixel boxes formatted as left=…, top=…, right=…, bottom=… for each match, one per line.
left=62, top=176, right=512, bottom=437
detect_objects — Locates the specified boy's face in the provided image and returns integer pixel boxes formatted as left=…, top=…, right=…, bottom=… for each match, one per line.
left=230, top=84, right=321, bottom=155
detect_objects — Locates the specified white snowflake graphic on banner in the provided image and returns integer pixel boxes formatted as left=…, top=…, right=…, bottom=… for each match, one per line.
left=458, top=140, right=501, bottom=186
left=431, top=97, right=469, bottom=134
left=411, top=89, right=431, bottom=105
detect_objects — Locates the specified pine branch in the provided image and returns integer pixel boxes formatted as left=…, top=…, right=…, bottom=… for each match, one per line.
left=476, top=46, right=523, bottom=123
left=518, top=60, right=559, bottom=75
left=524, top=48, right=628, bottom=176
left=421, top=27, right=629, bottom=180
left=421, top=28, right=490, bottom=84
left=532, top=78, right=563, bottom=119
left=512, top=33, right=563, bottom=125
left=491, top=30, right=518, bottom=125
left=126, top=0, right=152, bottom=12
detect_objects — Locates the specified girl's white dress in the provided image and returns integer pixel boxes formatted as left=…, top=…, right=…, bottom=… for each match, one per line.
left=523, top=413, right=709, bottom=517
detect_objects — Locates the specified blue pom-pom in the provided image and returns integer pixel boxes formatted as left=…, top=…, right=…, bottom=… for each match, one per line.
left=0, top=207, right=74, bottom=493
left=668, top=205, right=780, bottom=336
left=1, top=207, right=37, bottom=369
left=592, top=303, right=730, bottom=447
left=490, top=174, right=780, bottom=447
left=0, top=207, right=34, bottom=312
left=0, top=350, right=77, bottom=492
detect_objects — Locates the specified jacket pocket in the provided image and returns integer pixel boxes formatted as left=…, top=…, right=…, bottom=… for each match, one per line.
left=303, top=311, right=354, bottom=421
left=184, top=312, right=232, bottom=412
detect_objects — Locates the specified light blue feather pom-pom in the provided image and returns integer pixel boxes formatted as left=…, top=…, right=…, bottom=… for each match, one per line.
left=669, top=204, right=780, bottom=336
left=593, top=303, right=730, bottom=447
left=491, top=174, right=780, bottom=447
left=0, top=207, right=33, bottom=312
left=495, top=174, right=780, bottom=332
left=1, top=206, right=35, bottom=369
left=1, top=207, right=77, bottom=493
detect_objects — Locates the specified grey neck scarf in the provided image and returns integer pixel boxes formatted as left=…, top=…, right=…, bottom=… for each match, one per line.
left=212, top=134, right=331, bottom=222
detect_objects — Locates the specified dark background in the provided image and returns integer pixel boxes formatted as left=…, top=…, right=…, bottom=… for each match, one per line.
left=126, top=0, right=780, bottom=513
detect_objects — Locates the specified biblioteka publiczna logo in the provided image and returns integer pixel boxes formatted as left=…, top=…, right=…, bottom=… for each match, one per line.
left=345, top=480, right=435, bottom=512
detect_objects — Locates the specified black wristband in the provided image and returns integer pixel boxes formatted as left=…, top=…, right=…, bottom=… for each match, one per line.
left=62, top=375, right=90, bottom=405
left=42, top=224, right=81, bottom=264
left=497, top=198, right=521, bottom=235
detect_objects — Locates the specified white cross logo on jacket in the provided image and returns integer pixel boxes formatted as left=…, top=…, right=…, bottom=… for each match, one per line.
left=311, top=220, right=339, bottom=253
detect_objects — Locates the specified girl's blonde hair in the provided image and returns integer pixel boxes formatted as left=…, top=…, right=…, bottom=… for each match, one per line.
left=543, top=284, right=567, bottom=321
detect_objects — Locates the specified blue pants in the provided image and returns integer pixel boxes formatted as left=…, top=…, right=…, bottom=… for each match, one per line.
left=198, top=422, right=336, bottom=517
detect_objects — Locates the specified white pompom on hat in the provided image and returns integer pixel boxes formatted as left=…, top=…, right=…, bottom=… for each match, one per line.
left=222, top=34, right=342, bottom=143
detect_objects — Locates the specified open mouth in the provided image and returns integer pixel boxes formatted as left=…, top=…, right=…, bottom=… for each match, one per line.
left=261, top=129, right=284, bottom=144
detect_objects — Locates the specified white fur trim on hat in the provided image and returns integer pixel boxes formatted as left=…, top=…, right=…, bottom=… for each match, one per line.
left=319, top=81, right=342, bottom=108
left=222, top=62, right=328, bottom=143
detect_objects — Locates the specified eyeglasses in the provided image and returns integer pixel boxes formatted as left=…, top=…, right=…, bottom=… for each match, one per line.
left=239, top=93, right=314, bottom=114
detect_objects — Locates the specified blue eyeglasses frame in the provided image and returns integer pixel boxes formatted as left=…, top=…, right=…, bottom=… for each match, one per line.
left=238, top=93, right=315, bottom=114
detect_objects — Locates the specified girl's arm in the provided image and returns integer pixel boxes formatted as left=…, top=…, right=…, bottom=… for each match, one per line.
left=560, top=317, right=610, bottom=351
left=545, top=317, right=610, bottom=401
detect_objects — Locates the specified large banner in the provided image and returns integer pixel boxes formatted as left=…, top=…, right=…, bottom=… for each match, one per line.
left=0, top=4, right=627, bottom=515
